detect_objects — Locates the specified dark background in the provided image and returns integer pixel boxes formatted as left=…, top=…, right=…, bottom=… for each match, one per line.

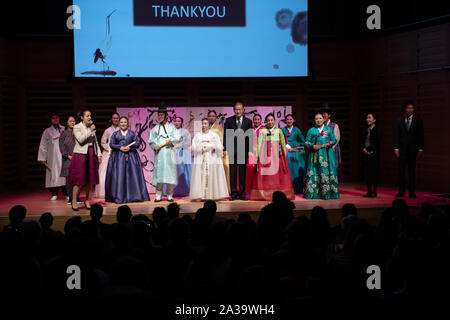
left=0, top=0, right=449, bottom=192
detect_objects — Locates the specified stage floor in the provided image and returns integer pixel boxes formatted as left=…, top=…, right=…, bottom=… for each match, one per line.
left=0, top=183, right=448, bottom=231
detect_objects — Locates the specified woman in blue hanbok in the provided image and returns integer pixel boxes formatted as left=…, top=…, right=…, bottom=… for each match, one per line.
left=105, top=116, right=150, bottom=204
left=173, top=116, right=192, bottom=197
left=304, top=113, right=339, bottom=200
left=282, top=114, right=306, bottom=194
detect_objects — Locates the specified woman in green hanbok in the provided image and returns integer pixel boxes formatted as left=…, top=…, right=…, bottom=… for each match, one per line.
left=281, top=114, right=306, bottom=194
left=304, top=113, right=339, bottom=200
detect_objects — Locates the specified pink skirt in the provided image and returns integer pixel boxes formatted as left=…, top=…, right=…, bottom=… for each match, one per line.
left=67, top=147, right=99, bottom=185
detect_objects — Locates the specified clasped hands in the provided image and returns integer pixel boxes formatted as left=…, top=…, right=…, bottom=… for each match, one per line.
left=312, top=142, right=332, bottom=151
left=155, top=140, right=173, bottom=152
left=287, top=146, right=305, bottom=152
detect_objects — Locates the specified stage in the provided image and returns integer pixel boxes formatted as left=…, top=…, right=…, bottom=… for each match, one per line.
left=0, top=183, right=448, bottom=232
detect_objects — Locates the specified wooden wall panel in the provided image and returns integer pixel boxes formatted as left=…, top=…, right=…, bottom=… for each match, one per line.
left=1, top=22, right=449, bottom=193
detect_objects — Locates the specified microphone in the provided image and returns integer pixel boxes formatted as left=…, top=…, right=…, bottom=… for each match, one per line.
left=89, top=120, right=96, bottom=133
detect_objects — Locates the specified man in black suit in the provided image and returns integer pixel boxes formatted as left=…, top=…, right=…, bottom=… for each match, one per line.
left=223, top=102, right=253, bottom=200
left=394, top=102, right=424, bottom=198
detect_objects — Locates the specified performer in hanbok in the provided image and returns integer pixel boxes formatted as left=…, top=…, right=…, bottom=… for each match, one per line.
left=282, top=114, right=306, bottom=194
left=105, top=116, right=150, bottom=204
left=245, top=113, right=263, bottom=194
left=37, top=114, right=67, bottom=200
left=208, top=110, right=231, bottom=194
left=249, top=113, right=294, bottom=201
left=59, top=116, right=80, bottom=205
left=148, top=103, right=180, bottom=202
left=173, top=116, right=192, bottom=197
left=190, top=118, right=229, bottom=201
left=67, top=110, right=102, bottom=211
left=321, top=105, right=342, bottom=180
left=95, top=112, right=120, bottom=198
left=304, top=112, right=339, bottom=200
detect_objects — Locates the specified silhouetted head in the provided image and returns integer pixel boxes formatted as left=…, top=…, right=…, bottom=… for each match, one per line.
left=203, top=200, right=217, bottom=215
left=39, top=212, right=53, bottom=229
left=117, top=205, right=132, bottom=223
left=272, top=191, right=287, bottom=203
left=152, top=206, right=167, bottom=226
left=8, top=205, right=27, bottom=227
left=342, top=203, right=357, bottom=218
left=90, top=203, right=104, bottom=222
left=167, top=202, right=181, bottom=220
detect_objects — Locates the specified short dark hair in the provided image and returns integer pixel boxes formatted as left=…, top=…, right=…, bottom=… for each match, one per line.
left=403, top=101, right=415, bottom=109
left=39, top=212, right=53, bottom=229
left=342, top=203, right=357, bottom=217
left=203, top=200, right=217, bottom=215
left=78, top=109, right=91, bottom=119
left=175, top=116, right=184, bottom=124
left=90, top=203, right=104, bottom=221
left=234, top=101, right=244, bottom=109
left=285, top=114, right=295, bottom=120
left=253, top=113, right=262, bottom=120
left=117, top=205, right=132, bottom=223
left=8, top=205, right=26, bottom=225
left=167, top=202, right=181, bottom=220
left=208, top=110, right=217, bottom=116
left=265, top=113, right=275, bottom=122
left=367, top=112, right=377, bottom=120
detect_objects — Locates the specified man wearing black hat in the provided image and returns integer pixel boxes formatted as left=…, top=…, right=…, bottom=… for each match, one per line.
left=37, top=113, right=68, bottom=200
left=148, top=102, right=180, bottom=202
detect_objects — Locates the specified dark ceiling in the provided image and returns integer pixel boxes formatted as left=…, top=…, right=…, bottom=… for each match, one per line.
left=0, top=0, right=449, bottom=40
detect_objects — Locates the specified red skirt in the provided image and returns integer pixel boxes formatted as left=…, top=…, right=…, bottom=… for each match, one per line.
left=67, top=147, right=99, bottom=186
left=249, top=142, right=294, bottom=201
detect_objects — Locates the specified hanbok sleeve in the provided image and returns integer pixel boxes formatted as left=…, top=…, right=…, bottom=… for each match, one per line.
left=37, top=130, right=48, bottom=162
left=130, top=132, right=140, bottom=150
left=328, top=127, right=337, bottom=146
left=110, top=132, right=122, bottom=151
left=333, top=123, right=341, bottom=145
left=304, top=128, right=315, bottom=150
left=101, top=129, right=110, bottom=152
left=59, top=131, right=70, bottom=159
left=297, top=129, right=306, bottom=148
left=182, top=130, right=192, bottom=150
left=192, top=134, right=202, bottom=155
left=148, top=127, right=157, bottom=150
left=170, top=125, right=181, bottom=144
left=213, top=132, right=223, bottom=154
left=256, top=129, right=266, bottom=160
left=278, top=129, right=287, bottom=155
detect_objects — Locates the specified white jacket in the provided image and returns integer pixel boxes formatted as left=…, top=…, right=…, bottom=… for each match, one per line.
left=72, top=122, right=101, bottom=156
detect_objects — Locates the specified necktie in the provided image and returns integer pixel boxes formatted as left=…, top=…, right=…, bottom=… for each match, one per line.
left=237, top=118, right=241, bottom=129
left=406, top=117, right=411, bottom=131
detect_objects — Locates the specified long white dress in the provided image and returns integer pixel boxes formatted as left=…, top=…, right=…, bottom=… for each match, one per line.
left=95, top=125, right=119, bottom=198
left=190, top=130, right=229, bottom=200
left=37, top=125, right=66, bottom=188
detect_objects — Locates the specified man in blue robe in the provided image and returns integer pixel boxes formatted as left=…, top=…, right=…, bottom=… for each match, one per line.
left=148, top=103, right=180, bottom=202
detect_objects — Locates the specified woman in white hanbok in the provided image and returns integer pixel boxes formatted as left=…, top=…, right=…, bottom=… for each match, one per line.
left=190, top=118, right=229, bottom=201
left=94, top=113, right=120, bottom=198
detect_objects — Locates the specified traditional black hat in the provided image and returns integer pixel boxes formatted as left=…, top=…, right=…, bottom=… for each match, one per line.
left=320, top=103, right=332, bottom=114
left=157, top=101, right=168, bottom=114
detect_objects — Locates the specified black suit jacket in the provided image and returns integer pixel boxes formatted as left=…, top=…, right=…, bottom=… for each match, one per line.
left=394, top=115, right=424, bottom=152
left=360, top=126, right=380, bottom=155
left=223, top=115, right=253, bottom=155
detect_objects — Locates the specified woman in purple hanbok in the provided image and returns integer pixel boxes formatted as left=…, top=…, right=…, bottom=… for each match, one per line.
left=105, top=116, right=150, bottom=204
